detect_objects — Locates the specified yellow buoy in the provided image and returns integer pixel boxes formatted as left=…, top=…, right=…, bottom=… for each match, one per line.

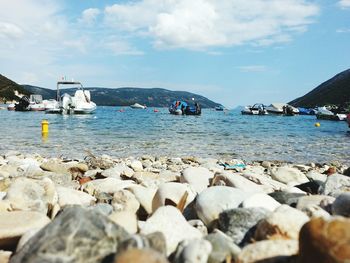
left=315, top=122, right=320, bottom=127
left=42, top=119, right=49, bottom=134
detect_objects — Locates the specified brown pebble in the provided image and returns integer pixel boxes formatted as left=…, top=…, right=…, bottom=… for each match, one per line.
left=298, top=217, right=350, bottom=263
left=114, top=248, right=169, bottom=263
left=79, top=177, right=92, bottom=185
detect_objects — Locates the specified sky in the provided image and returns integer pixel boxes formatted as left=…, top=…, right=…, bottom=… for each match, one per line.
left=0, top=0, right=349, bottom=108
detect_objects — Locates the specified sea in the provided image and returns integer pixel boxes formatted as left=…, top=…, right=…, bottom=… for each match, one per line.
left=0, top=106, right=349, bottom=165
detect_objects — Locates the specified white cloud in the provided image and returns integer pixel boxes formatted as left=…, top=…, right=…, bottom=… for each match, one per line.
left=338, top=0, right=350, bottom=9
left=79, top=8, right=101, bottom=26
left=103, top=37, right=144, bottom=55
left=238, top=65, right=268, bottom=72
left=336, top=28, right=350, bottom=33
left=104, top=0, right=319, bottom=50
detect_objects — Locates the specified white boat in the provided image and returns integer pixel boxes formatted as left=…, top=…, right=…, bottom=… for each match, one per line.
left=7, top=103, right=15, bottom=111
left=316, top=106, right=347, bottom=121
left=45, top=81, right=96, bottom=114
left=265, top=103, right=299, bottom=115
left=29, top=95, right=46, bottom=111
left=44, top=99, right=60, bottom=114
left=241, top=103, right=268, bottom=115
left=130, top=103, right=146, bottom=109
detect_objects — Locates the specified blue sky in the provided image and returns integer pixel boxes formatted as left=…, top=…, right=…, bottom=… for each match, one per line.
left=0, top=0, right=349, bottom=108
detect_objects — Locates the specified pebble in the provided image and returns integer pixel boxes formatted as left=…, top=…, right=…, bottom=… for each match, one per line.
left=319, top=173, right=350, bottom=197
left=270, top=166, right=309, bottom=185
left=180, top=167, right=214, bottom=193
left=195, top=186, right=250, bottom=227
left=332, top=192, right=350, bottom=217
left=109, top=211, right=138, bottom=234
left=240, top=192, right=281, bottom=211
left=112, top=189, right=140, bottom=213
left=140, top=206, right=202, bottom=255
left=114, top=248, right=169, bottom=263
left=173, top=239, right=212, bottom=263
left=299, top=217, right=350, bottom=263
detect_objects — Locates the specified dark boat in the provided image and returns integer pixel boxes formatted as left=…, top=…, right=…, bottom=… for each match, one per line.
left=298, top=107, right=316, bottom=115
left=169, top=101, right=201, bottom=115
left=14, top=96, right=31, bottom=111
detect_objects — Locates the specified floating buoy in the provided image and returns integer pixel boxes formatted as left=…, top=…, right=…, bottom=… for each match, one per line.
left=315, top=122, right=320, bottom=127
left=42, top=119, right=49, bottom=134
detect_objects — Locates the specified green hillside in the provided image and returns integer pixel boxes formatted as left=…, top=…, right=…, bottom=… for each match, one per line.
left=289, top=69, right=350, bottom=108
left=0, top=75, right=31, bottom=102
left=23, top=85, right=221, bottom=108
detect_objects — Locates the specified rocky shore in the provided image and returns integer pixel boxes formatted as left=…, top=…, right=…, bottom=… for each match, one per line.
left=0, top=151, right=350, bottom=263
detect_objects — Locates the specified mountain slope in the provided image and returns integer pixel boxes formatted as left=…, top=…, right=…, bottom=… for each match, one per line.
left=23, top=85, right=221, bottom=108
left=0, top=75, right=31, bottom=102
left=289, top=69, right=350, bottom=107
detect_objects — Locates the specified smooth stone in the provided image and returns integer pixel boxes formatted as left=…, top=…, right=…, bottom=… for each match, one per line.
left=212, top=171, right=263, bottom=193
left=240, top=193, right=281, bottom=211
left=4, top=177, right=57, bottom=214
left=140, top=206, right=202, bottom=256
left=101, top=166, right=122, bottom=179
left=113, top=248, right=169, bottom=263
left=56, top=186, right=96, bottom=207
left=39, top=159, right=72, bottom=175
left=332, top=192, right=350, bottom=217
left=10, top=206, right=130, bottom=263
left=87, top=178, right=135, bottom=194
left=0, top=250, right=12, bottom=263
left=133, top=171, right=159, bottom=184
left=296, top=195, right=335, bottom=214
left=218, top=207, right=270, bottom=246
left=195, top=186, right=250, bottom=227
left=118, top=232, right=167, bottom=255
left=109, top=211, right=138, bottom=234
left=112, top=190, right=140, bottom=213
left=180, top=167, right=214, bottom=193
left=306, top=170, right=327, bottom=183
left=205, top=230, right=241, bottom=263
left=188, top=220, right=208, bottom=236
left=16, top=228, right=40, bottom=252
left=0, top=165, right=21, bottom=178
left=319, top=173, right=350, bottom=197
left=173, top=239, right=212, bottom=263
left=158, top=170, right=180, bottom=182
left=83, top=169, right=102, bottom=178
left=255, top=204, right=309, bottom=240
left=130, top=160, right=143, bottom=172
left=270, top=166, right=309, bottom=185
left=269, top=192, right=306, bottom=207
left=236, top=240, right=298, bottom=263
left=152, top=182, right=196, bottom=213
left=45, top=172, right=76, bottom=188
left=91, top=203, right=113, bottom=216
left=128, top=185, right=157, bottom=215
left=240, top=171, right=289, bottom=193
left=299, top=217, right=350, bottom=263
left=0, top=211, right=50, bottom=250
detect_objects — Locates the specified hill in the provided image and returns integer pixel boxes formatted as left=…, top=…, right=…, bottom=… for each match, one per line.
left=22, top=84, right=220, bottom=108
left=289, top=69, right=350, bottom=107
left=0, top=75, right=31, bottom=102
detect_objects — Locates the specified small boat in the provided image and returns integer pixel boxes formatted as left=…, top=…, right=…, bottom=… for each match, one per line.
left=265, top=103, right=299, bottom=115
left=130, top=103, right=146, bottom=109
left=29, top=95, right=45, bottom=111
left=44, top=99, right=60, bottom=114
left=316, top=106, right=347, bottom=121
left=7, top=103, right=15, bottom=111
left=14, top=96, right=31, bottom=111
left=241, top=103, right=268, bottom=115
left=215, top=106, right=225, bottom=111
left=169, top=100, right=201, bottom=115
left=46, top=81, right=96, bottom=114
left=298, top=107, right=316, bottom=115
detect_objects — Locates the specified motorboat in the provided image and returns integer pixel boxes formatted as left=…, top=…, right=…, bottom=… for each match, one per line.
left=29, top=95, right=45, bottom=111
left=316, top=106, right=347, bottom=121
left=7, top=103, right=15, bottom=111
left=169, top=100, right=201, bottom=115
left=265, top=103, right=299, bottom=115
left=46, top=81, right=96, bottom=114
left=241, top=103, right=268, bottom=115
left=298, top=107, right=316, bottom=115
left=44, top=99, right=60, bottom=114
left=215, top=106, right=225, bottom=111
left=14, top=96, right=31, bottom=111
left=130, top=103, right=146, bottom=109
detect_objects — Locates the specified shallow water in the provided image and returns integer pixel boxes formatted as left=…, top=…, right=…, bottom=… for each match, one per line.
left=0, top=106, right=349, bottom=164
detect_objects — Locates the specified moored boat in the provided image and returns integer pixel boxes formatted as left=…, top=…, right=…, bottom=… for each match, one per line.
left=7, top=103, right=15, bottom=111
left=265, top=103, right=299, bottom=115
left=29, top=95, right=45, bottom=111
left=169, top=100, right=201, bottom=115
left=316, top=106, right=347, bottom=121
left=130, top=103, right=146, bottom=109
left=46, top=81, right=96, bottom=114
left=241, top=103, right=268, bottom=115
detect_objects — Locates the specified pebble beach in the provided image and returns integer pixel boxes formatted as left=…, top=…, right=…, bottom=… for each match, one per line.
left=1, top=151, right=350, bottom=263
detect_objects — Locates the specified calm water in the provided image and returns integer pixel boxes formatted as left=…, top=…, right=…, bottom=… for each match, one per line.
left=0, top=106, right=349, bottom=165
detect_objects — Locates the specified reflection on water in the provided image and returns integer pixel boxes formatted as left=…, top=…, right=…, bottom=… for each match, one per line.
left=0, top=106, right=349, bottom=165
